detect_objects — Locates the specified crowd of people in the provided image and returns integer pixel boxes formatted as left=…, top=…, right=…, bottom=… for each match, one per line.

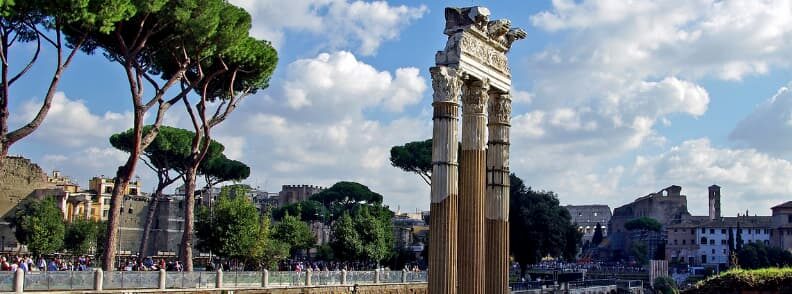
left=116, top=256, right=183, bottom=271
left=0, top=255, right=93, bottom=272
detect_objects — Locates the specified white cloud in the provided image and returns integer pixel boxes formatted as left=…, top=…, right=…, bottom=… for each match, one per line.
left=730, top=83, right=792, bottom=155
left=280, top=51, right=426, bottom=118
left=15, top=92, right=132, bottom=147
left=228, top=0, right=427, bottom=55
left=207, top=50, right=432, bottom=210
left=632, top=138, right=792, bottom=215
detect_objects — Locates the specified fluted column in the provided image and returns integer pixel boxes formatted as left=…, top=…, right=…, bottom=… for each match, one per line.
left=429, top=66, right=463, bottom=294
left=485, top=92, right=511, bottom=294
left=458, top=78, right=489, bottom=294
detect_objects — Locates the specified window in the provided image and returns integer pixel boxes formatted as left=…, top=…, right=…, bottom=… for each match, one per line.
left=723, top=249, right=726, bottom=254
left=721, top=229, right=726, bottom=234
left=702, top=255, right=707, bottom=263
left=691, top=229, right=696, bottom=234
left=721, top=239, right=727, bottom=245
left=710, top=229, right=715, bottom=234
left=788, top=215, right=792, bottom=223
left=104, top=187, right=112, bottom=193
left=674, top=239, right=678, bottom=245
left=102, top=210, right=109, bottom=217
left=682, top=240, right=686, bottom=245
left=701, top=237, right=708, bottom=245
left=103, top=199, right=110, bottom=205
left=674, top=229, right=678, bottom=233
left=747, top=229, right=752, bottom=234
left=711, top=249, right=715, bottom=254
left=701, top=228, right=706, bottom=234
left=709, top=239, right=715, bottom=245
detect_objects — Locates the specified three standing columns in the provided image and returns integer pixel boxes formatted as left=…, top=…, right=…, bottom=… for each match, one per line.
left=429, top=68, right=512, bottom=294
left=485, top=92, right=511, bottom=294
left=429, top=66, right=462, bottom=294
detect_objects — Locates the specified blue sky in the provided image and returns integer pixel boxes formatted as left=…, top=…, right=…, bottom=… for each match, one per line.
left=9, top=0, right=792, bottom=217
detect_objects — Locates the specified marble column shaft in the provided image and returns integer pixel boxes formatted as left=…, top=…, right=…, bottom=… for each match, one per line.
left=429, top=66, right=462, bottom=294
left=458, top=78, right=489, bottom=294
left=485, top=92, right=511, bottom=294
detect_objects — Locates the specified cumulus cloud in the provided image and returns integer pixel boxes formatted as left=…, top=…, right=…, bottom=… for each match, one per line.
left=228, top=0, right=427, bottom=55
left=632, top=138, right=792, bottom=215
left=206, top=50, right=432, bottom=210
left=279, top=51, right=426, bottom=119
left=14, top=92, right=132, bottom=147
left=730, top=83, right=792, bottom=155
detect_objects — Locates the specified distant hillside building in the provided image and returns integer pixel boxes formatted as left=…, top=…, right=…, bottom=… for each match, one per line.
left=278, top=185, right=325, bottom=207
left=608, top=185, right=691, bottom=258
left=771, top=201, right=792, bottom=252
left=565, top=205, right=612, bottom=244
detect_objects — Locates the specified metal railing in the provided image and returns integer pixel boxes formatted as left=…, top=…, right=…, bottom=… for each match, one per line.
left=3, top=269, right=427, bottom=292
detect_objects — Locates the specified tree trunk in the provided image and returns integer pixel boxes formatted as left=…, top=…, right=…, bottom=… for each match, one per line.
left=180, top=167, right=198, bottom=271
left=137, top=186, right=163, bottom=260
left=102, top=109, right=144, bottom=271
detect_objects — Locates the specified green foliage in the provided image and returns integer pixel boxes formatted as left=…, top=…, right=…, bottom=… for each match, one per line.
left=218, top=184, right=251, bottom=199
left=110, top=125, right=224, bottom=173
left=272, top=214, right=315, bottom=257
left=200, top=154, right=250, bottom=186
left=195, top=194, right=260, bottom=259
left=330, top=208, right=393, bottom=264
left=249, top=216, right=289, bottom=270
left=7, top=197, right=65, bottom=255
left=688, top=268, right=792, bottom=294
left=630, top=241, right=649, bottom=266
left=654, top=276, right=679, bottom=294
left=510, top=173, right=580, bottom=269
left=624, top=217, right=662, bottom=232
left=591, top=223, right=604, bottom=246
left=272, top=200, right=328, bottom=222
left=310, top=181, right=385, bottom=219
left=563, top=223, right=582, bottom=261
left=64, top=218, right=103, bottom=256
left=389, top=139, right=432, bottom=184
left=736, top=242, right=792, bottom=269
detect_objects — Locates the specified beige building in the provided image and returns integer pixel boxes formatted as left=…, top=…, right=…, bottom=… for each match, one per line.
left=770, top=201, right=792, bottom=252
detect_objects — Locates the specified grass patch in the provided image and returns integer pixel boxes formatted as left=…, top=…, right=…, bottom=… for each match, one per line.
left=684, top=267, right=792, bottom=294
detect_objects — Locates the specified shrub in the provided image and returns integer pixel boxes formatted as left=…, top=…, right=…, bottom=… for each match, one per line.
left=654, top=276, right=679, bottom=294
left=685, top=267, right=792, bottom=294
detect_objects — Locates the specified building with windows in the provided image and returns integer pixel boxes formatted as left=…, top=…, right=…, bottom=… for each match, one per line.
left=565, top=205, right=611, bottom=245
left=665, top=185, right=773, bottom=268
left=278, top=185, right=325, bottom=206
left=771, top=201, right=792, bottom=252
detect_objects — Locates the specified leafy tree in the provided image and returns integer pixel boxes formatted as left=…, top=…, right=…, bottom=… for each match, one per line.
left=356, top=207, right=393, bottom=264
left=110, top=125, right=224, bottom=259
left=272, top=200, right=329, bottom=222
left=563, top=223, right=582, bottom=261
left=248, top=215, right=289, bottom=270
left=272, top=214, right=315, bottom=257
left=64, top=218, right=102, bottom=256
left=200, top=154, right=250, bottom=188
left=509, top=173, right=578, bottom=278
left=389, top=139, right=432, bottom=185
left=7, top=197, right=64, bottom=255
left=591, top=223, right=604, bottom=246
left=736, top=242, right=792, bottom=269
left=0, top=0, right=128, bottom=161
left=310, top=181, right=384, bottom=219
left=654, top=276, right=679, bottom=294
left=630, top=241, right=649, bottom=266
left=60, top=0, right=268, bottom=271
left=624, top=217, right=662, bottom=232
left=176, top=10, right=277, bottom=270
left=195, top=193, right=261, bottom=261
left=330, top=213, right=362, bottom=262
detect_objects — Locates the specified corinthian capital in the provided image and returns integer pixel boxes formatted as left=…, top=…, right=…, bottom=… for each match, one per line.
left=462, top=78, right=489, bottom=115
left=488, top=92, right=512, bottom=124
left=430, top=66, right=464, bottom=104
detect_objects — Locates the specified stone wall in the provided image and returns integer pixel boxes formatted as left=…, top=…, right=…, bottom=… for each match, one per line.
left=0, top=157, right=57, bottom=250
left=54, top=283, right=428, bottom=294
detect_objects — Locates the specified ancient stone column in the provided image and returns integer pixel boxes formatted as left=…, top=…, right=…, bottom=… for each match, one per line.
left=458, top=78, right=489, bottom=294
left=485, top=92, right=511, bottom=294
left=429, top=66, right=463, bottom=294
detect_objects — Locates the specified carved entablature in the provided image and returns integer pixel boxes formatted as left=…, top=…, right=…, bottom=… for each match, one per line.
left=430, top=66, right=464, bottom=104
left=462, top=78, right=489, bottom=115
left=488, top=93, right=512, bottom=124
left=435, top=6, right=525, bottom=93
